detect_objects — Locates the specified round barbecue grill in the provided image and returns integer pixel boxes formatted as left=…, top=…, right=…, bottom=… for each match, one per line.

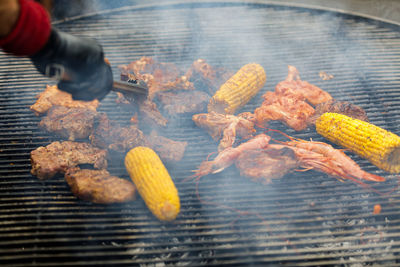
left=1, top=1, right=400, bottom=266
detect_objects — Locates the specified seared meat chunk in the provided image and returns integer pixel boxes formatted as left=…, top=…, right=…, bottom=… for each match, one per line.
left=119, top=56, right=194, bottom=99
left=89, top=113, right=148, bottom=153
left=117, top=58, right=231, bottom=126
left=65, top=168, right=136, bottom=204
left=155, top=90, right=210, bottom=116
left=30, top=85, right=99, bottom=116
left=30, top=141, right=107, bottom=180
left=39, top=106, right=98, bottom=141
left=308, top=99, right=369, bottom=125
left=235, top=146, right=299, bottom=184
left=184, top=58, right=233, bottom=95
left=138, top=99, right=168, bottom=128
left=146, top=131, right=187, bottom=163
left=114, top=93, right=168, bottom=129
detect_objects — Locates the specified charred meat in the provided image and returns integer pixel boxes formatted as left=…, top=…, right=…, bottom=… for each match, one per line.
left=65, top=168, right=136, bottom=204
left=30, top=141, right=108, bottom=180
left=117, top=58, right=231, bottom=125
left=146, top=130, right=187, bottom=163
left=155, top=90, right=210, bottom=116
left=138, top=99, right=168, bottom=128
left=308, top=99, right=369, bottom=125
left=39, top=106, right=99, bottom=141
left=119, top=56, right=194, bottom=99
left=115, top=92, right=168, bottom=129
left=235, top=147, right=299, bottom=184
left=89, top=113, right=148, bottom=153
left=184, top=58, right=233, bottom=95
left=30, top=85, right=99, bottom=116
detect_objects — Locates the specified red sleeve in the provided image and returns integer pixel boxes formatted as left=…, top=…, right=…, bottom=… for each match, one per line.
left=0, top=0, right=51, bottom=56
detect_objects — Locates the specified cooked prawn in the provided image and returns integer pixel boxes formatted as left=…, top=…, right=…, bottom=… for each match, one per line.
left=284, top=139, right=385, bottom=182
left=192, top=134, right=271, bottom=179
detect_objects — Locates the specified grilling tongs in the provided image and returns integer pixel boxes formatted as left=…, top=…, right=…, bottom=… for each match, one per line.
left=107, top=57, right=149, bottom=97
left=112, top=79, right=149, bottom=97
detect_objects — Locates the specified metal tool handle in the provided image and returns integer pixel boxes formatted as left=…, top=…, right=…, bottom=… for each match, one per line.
left=112, top=80, right=149, bottom=96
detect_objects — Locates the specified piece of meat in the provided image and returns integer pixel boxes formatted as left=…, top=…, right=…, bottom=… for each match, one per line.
left=117, top=58, right=229, bottom=126
left=119, top=56, right=194, bottom=99
left=89, top=113, right=148, bottom=153
left=254, top=87, right=315, bottom=131
left=39, top=106, right=99, bottom=141
left=115, top=91, right=133, bottom=106
left=115, top=92, right=168, bottom=129
left=193, top=111, right=256, bottom=151
left=119, top=56, right=180, bottom=83
left=307, top=99, right=369, bottom=125
left=184, top=59, right=234, bottom=95
left=155, top=90, right=210, bottom=116
left=161, top=75, right=195, bottom=92
left=65, top=168, right=136, bottom=204
left=138, top=99, right=168, bottom=128
left=146, top=130, right=187, bottom=163
left=30, top=85, right=99, bottom=116
left=276, top=65, right=332, bottom=106
left=235, top=147, right=299, bottom=184
left=119, top=56, right=157, bottom=76
left=30, top=141, right=108, bottom=180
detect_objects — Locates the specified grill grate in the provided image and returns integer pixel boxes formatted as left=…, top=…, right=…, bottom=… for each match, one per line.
left=1, top=1, right=400, bottom=266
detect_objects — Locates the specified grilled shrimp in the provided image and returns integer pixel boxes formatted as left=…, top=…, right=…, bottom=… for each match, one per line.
left=284, top=139, right=385, bottom=182
left=192, top=134, right=271, bottom=179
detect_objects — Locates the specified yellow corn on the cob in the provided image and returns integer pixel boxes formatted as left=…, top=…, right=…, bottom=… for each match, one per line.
left=208, top=63, right=266, bottom=114
left=125, top=146, right=180, bottom=221
left=316, top=112, right=400, bottom=173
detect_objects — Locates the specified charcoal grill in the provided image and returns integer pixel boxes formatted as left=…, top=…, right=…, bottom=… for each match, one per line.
left=1, top=1, right=400, bottom=266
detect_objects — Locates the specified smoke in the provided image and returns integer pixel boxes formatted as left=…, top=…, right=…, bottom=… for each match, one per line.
left=46, top=1, right=400, bottom=265
left=51, top=0, right=136, bottom=20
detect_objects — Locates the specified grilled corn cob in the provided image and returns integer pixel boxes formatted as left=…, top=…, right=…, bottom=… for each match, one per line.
left=125, top=146, right=180, bottom=221
left=208, top=63, right=266, bottom=114
left=316, top=112, right=400, bottom=173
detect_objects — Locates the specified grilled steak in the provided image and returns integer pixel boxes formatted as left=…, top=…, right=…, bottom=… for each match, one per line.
left=39, top=105, right=99, bottom=141
left=146, top=130, right=187, bottom=163
left=30, top=141, right=108, bottom=180
left=308, top=99, right=369, bottom=125
left=65, top=168, right=136, bottom=204
left=117, top=58, right=232, bottom=126
left=235, top=147, right=299, bottom=184
left=119, top=56, right=194, bottom=99
left=30, top=85, right=99, bottom=116
left=89, top=113, right=148, bottom=153
left=138, top=99, right=168, bottom=128
left=184, top=59, right=233, bottom=95
left=115, top=92, right=168, bottom=129
left=155, top=90, right=210, bottom=116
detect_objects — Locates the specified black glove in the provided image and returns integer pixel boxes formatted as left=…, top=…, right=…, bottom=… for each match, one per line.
left=30, top=28, right=113, bottom=101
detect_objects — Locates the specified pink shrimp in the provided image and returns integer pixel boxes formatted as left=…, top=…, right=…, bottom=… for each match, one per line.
left=284, top=139, right=385, bottom=182
left=192, top=134, right=271, bottom=179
